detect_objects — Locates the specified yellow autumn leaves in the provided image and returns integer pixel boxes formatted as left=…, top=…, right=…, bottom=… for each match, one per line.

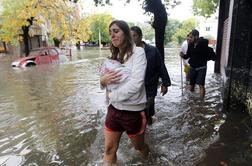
left=0, top=0, right=111, bottom=45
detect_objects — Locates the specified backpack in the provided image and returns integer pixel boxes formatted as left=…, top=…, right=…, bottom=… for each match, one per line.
left=207, top=46, right=216, bottom=61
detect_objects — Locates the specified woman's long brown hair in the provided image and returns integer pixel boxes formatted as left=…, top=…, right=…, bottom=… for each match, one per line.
left=109, top=20, right=133, bottom=64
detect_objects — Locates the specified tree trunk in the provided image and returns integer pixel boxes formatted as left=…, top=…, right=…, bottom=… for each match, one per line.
left=22, top=26, right=30, bottom=56
left=21, top=18, right=34, bottom=56
left=53, top=38, right=61, bottom=48
left=76, top=41, right=81, bottom=50
left=3, top=42, right=7, bottom=53
left=53, top=36, right=64, bottom=48
left=145, top=0, right=167, bottom=61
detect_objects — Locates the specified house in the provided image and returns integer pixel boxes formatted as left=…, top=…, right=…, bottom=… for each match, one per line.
left=215, top=0, right=252, bottom=116
left=197, top=16, right=218, bottom=47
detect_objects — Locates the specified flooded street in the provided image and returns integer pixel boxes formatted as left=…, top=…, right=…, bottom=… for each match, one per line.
left=0, top=48, right=250, bottom=166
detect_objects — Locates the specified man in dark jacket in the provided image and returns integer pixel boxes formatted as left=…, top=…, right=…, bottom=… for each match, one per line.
left=180, top=29, right=209, bottom=97
left=130, top=26, right=171, bottom=124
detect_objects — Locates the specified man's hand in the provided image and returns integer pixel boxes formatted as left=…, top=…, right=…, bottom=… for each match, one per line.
left=160, top=85, right=168, bottom=96
left=180, top=52, right=184, bottom=58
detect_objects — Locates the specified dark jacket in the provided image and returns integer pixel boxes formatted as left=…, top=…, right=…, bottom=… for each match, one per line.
left=183, top=37, right=209, bottom=68
left=144, top=42, right=171, bottom=97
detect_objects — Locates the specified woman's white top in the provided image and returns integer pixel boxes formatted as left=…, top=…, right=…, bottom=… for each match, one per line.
left=108, top=46, right=147, bottom=111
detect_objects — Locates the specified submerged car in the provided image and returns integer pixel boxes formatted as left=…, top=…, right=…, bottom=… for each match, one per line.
left=11, top=47, right=70, bottom=68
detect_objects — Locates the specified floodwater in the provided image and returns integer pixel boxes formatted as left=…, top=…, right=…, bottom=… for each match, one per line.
left=0, top=47, right=251, bottom=166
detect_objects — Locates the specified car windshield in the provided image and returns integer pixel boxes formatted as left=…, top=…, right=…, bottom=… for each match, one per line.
left=29, top=50, right=42, bottom=56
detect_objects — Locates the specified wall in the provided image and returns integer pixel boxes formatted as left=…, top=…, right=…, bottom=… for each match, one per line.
left=223, top=0, right=252, bottom=116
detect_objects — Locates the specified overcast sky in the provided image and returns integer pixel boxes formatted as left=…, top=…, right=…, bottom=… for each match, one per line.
left=81, top=0, right=194, bottom=23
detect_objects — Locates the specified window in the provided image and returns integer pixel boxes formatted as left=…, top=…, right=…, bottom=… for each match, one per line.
left=49, top=48, right=58, bottom=55
left=206, top=27, right=211, bottom=31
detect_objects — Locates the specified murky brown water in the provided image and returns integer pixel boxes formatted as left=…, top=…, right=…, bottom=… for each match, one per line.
left=0, top=47, right=250, bottom=166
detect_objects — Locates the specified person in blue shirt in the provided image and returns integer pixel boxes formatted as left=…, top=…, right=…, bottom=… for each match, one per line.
left=130, top=26, right=171, bottom=125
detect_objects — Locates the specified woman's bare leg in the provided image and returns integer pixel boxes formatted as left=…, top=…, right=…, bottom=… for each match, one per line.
left=130, top=133, right=149, bottom=159
left=103, top=130, right=122, bottom=164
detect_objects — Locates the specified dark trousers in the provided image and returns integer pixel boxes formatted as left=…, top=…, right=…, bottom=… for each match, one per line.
left=145, top=97, right=155, bottom=117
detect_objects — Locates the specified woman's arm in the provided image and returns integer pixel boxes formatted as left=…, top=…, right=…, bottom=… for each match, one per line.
left=109, top=47, right=147, bottom=102
left=100, top=70, right=121, bottom=89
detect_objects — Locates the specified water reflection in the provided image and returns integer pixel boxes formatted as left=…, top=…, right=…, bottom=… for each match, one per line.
left=0, top=47, right=249, bottom=166
left=0, top=50, right=105, bottom=165
left=196, top=111, right=252, bottom=166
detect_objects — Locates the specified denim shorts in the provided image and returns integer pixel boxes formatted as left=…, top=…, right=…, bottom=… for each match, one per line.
left=105, top=104, right=146, bottom=138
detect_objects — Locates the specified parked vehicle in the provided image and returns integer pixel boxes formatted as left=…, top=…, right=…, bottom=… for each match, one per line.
left=11, top=47, right=70, bottom=68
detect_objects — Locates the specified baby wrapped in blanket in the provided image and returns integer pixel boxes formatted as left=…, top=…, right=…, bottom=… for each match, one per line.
left=99, top=58, right=131, bottom=103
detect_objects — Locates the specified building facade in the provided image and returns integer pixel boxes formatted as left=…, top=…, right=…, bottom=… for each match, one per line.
left=216, top=0, right=252, bottom=116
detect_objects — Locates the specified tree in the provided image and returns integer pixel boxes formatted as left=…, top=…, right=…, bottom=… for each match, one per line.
left=93, top=0, right=181, bottom=60
left=1, top=0, right=218, bottom=56
left=141, top=24, right=155, bottom=41
left=73, top=18, right=92, bottom=49
left=172, top=18, right=197, bottom=44
left=192, top=0, right=219, bottom=18
left=92, top=0, right=220, bottom=56
left=0, top=0, right=84, bottom=54
left=68, top=0, right=219, bottom=55
left=87, top=14, right=113, bottom=45
left=165, top=19, right=181, bottom=44
left=144, top=0, right=167, bottom=60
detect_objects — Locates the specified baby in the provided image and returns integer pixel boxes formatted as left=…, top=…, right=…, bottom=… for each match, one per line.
left=99, top=58, right=131, bottom=103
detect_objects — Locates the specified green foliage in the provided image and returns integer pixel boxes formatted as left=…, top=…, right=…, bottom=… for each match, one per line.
left=93, top=0, right=180, bottom=11
left=0, top=0, right=218, bottom=46
left=93, top=0, right=218, bottom=19
left=165, top=19, right=181, bottom=44
left=87, top=14, right=113, bottom=43
left=172, top=18, right=197, bottom=44
left=0, top=0, right=79, bottom=44
left=128, top=22, right=154, bottom=42
left=127, top=22, right=135, bottom=28
left=192, top=0, right=219, bottom=18
left=141, top=24, right=155, bottom=41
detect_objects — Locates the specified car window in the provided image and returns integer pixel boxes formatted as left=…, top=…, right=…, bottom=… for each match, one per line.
left=42, top=51, right=49, bottom=56
left=56, top=48, right=63, bottom=54
left=29, top=50, right=41, bottom=56
left=49, top=48, right=58, bottom=55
